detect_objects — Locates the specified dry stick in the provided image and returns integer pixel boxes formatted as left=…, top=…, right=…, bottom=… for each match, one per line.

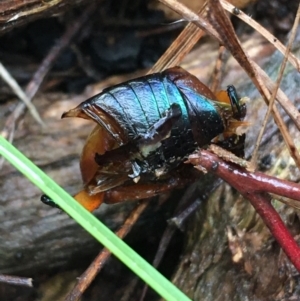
left=0, top=274, right=33, bottom=287
left=262, top=72, right=300, bottom=127
left=244, top=63, right=300, bottom=169
left=206, top=0, right=256, bottom=81
left=188, top=150, right=300, bottom=271
left=137, top=21, right=185, bottom=38
left=252, top=4, right=300, bottom=166
left=270, top=104, right=300, bottom=166
left=0, top=63, right=43, bottom=126
left=159, top=0, right=222, bottom=41
left=6, top=0, right=64, bottom=23
left=64, top=201, right=149, bottom=301
left=1, top=3, right=96, bottom=140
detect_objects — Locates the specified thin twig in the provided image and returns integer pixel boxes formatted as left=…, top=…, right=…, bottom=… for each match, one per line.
left=64, top=201, right=149, bottom=301
left=251, top=3, right=300, bottom=165
left=139, top=226, right=177, bottom=301
left=0, top=62, right=43, bottom=126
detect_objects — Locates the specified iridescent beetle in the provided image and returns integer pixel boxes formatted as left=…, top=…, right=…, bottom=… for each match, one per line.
left=42, top=67, right=247, bottom=211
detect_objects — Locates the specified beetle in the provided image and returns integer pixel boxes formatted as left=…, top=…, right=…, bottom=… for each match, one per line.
left=41, top=66, right=247, bottom=211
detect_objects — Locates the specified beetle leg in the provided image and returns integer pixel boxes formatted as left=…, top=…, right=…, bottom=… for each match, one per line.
left=104, top=174, right=188, bottom=204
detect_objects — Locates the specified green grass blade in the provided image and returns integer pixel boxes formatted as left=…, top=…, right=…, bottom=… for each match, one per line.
left=0, top=136, right=191, bottom=301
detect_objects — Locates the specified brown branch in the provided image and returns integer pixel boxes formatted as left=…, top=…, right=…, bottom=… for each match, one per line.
left=64, top=201, right=149, bottom=301
left=188, top=150, right=300, bottom=202
left=188, top=149, right=300, bottom=271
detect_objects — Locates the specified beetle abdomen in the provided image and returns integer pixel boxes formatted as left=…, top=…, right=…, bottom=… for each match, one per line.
left=87, top=72, right=192, bottom=138
left=62, top=67, right=244, bottom=191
